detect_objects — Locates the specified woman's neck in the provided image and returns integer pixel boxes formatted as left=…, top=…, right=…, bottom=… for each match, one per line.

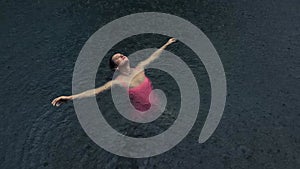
left=119, top=65, right=131, bottom=76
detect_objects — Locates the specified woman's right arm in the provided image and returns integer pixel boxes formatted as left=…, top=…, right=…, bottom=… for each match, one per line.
left=51, top=80, right=117, bottom=106
left=72, top=80, right=115, bottom=99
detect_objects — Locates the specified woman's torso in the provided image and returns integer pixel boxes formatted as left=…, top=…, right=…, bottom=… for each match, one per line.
left=116, top=67, right=153, bottom=111
left=116, top=67, right=146, bottom=88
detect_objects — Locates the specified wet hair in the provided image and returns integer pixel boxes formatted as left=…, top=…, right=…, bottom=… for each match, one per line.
left=109, top=54, right=118, bottom=71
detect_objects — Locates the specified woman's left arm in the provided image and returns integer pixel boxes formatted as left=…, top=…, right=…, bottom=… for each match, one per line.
left=137, top=38, right=176, bottom=68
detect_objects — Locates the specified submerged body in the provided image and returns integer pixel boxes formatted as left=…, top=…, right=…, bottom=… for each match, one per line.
left=128, top=76, right=153, bottom=111
left=119, top=74, right=153, bottom=111
left=116, top=67, right=155, bottom=112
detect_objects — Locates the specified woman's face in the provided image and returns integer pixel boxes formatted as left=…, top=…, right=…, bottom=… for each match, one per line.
left=112, top=53, right=128, bottom=66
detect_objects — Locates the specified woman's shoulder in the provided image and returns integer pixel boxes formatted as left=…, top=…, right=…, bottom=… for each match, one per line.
left=133, top=66, right=145, bottom=75
left=114, top=75, right=125, bottom=82
left=109, top=76, right=126, bottom=88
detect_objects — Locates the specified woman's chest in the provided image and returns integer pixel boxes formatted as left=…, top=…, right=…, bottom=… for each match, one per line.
left=120, top=71, right=145, bottom=88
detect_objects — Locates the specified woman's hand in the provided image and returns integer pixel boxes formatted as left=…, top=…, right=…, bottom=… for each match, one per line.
left=51, top=95, right=72, bottom=107
left=166, top=38, right=176, bottom=46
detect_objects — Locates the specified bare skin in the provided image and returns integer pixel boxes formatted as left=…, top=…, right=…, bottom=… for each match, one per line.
left=51, top=38, right=176, bottom=107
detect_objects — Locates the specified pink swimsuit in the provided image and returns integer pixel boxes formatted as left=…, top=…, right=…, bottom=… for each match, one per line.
left=127, top=76, right=153, bottom=111
left=117, top=73, right=162, bottom=122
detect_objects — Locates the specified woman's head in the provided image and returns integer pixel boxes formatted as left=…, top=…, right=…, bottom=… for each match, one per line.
left=109, top=55, right=118, bottom=70
left=109, top=53, right=128, bottom=70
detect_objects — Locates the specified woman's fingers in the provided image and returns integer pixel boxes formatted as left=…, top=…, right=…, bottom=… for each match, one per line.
left=51, top=96, right=62, bottom=106
left=167, top=38, right=176, bottom=45
left=55, top=101, right=61, bottom=107
left=52, top=98, right=58, bottom=106
left=51, top=96, right=71, bottom=106
left=51, top=98, right=56, bottom=105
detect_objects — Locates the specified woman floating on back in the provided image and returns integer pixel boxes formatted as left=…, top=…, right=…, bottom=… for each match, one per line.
left=51, top=38, right=176, bottom=110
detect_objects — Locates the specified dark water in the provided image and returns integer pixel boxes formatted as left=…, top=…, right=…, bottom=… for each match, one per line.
left=1, top=0, right=299, bottom=168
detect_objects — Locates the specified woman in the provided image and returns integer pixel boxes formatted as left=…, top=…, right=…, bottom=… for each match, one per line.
left=51, top=38, right=176, bottom=110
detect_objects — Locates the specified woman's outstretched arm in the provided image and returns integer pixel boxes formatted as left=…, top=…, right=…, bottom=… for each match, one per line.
left=51, top=80, right=116, bottom=107
left=137, top=38, right=176, bottom=69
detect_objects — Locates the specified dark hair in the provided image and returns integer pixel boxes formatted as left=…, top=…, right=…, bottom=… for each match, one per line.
left=109, top=54, right=118, bottom=71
